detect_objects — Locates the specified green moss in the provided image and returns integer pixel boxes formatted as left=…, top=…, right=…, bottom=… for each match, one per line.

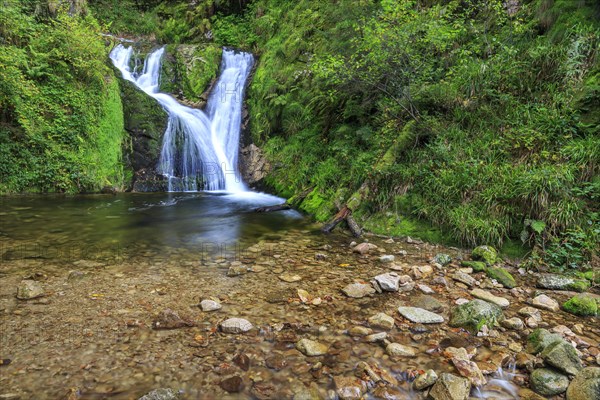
left=472, top=245, right=499, bottom=265
left=500, top=240, right=529, bottom=259
left=579, top=270, right=600, bottom=284
left=566, top=280, right=591, bottom=293
left=527, top=328, right=565, bottom=354
left=486, top=267, right=517, bottom=288
left=461, top=261, right=487, bottom=272
left=300, top=188, right=335, bottom=222
left=563, top=294, right=598, bottom=316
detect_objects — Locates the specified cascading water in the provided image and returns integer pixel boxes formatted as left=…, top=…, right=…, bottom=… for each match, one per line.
left=110, top=44, right=254, bottom=192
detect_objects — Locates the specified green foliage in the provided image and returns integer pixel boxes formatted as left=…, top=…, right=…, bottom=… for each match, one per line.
left=0, top=3, right=125, bottom=193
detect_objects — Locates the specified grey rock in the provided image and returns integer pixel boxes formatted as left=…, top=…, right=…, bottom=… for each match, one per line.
left=353, top=242, right=377, bottom=255
left=138, top=388, right=181, bottom=400
left=449, top=299, right=504, bottom=333
left=220, top=318, right=253, bottom=334
left=540, top=340, right=583, bottom=376
left=566, top=367, right=600, bottom=400
left=200, top=299, right=222, bottom=312
left=470, top=288, right=510, bottom=308
left=537, top=274, right=589, bottom=292
left=531, top=368, right=569, bottom=396
left=398, top=306, right=444, bottom=324
left=429, top=373, right=471, bottom=400
left=452, top=271, right=476, bottom=287
left=433, top=253, right=452, bottom=267
left=413, top=369, right=438, bottom=390
left=373, top=272, right=400, bottom=292
left=527, top=328, right=565, bottom=354
left=532, top=294, right=560, bottom=312
left=379, top=255, right=395, bottom=263
left=341, top=283, right=376, bottom=298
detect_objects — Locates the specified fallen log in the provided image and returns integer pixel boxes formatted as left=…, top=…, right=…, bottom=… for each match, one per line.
left=321, top=206, right=350, bottom=233
left=346, top=214, right=362, bottom=237
left=254, top=203, right=291, bottom=213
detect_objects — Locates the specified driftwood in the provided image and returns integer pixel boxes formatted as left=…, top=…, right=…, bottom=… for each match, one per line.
left=346, top=214, right=362, bottom=237
left=321, top=206, right=362, bottom=237
left=254, top=203, right=291, bottom=213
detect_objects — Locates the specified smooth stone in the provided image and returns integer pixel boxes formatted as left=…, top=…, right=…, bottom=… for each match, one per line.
left=16, top=279, right=45, bottom=300
left=566, top=367, right=600, bottom=400
left=398, top=306, right=444, bottom=324
left=386, top=343, right=416, bottom=357
left=412, top=294, right=444, bottom=312
left=429, top=373, right=471, bottom=400
left=373, top=272, right=400, bottom=291
left=433, top=253, right=452, bottom=267
left=220, top=375, right=244, bottom=393
left=341, top=283, right=376, bottom=298
left=413, top=369, right=438, bottom=390
left=532, top=294, right=560, bottom=312
left=452, top=271, right=476, bottom=287
left=380, top=255, right=395, bottom=263
left=368, top=312, right=395, bottom=330
left=470, top=288, right=510, bottom=308
left=531, top=368, right=569, bottom=396
left=348, top=326, right=372, bottom=337
left=417, top=284, right=435, bottom=294
left=353, top=242, right=377, bottom=255
left=265, top=354, right=287, bottom=371
left=220, top=318, right=253, bottom=334
left=333, top=376, right=366, bottom=400
left=200, top=299, right=222, bottom=312
left=364, top=332, right=387, bottom=343
left=501, top=317, right=524, bottom=330
left=296, top=338, right=328, bottom=356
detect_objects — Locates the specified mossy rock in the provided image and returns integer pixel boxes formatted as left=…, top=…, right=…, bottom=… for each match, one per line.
left=530, top=368, right=569, bottom=396
left=461, top=261, right=487, bottom=272
left=527, top=328, right=564, bottom=354
left=537, top=274, right=590, bottom=292
left=563, top=294, right=598, bottom=316
left=433, top=253, right=452, bottom=267
left=567, top=280, right=592, bottom=293
left=579, top=270, right=600, bottom=284
left=449, top=299, right=504, bottom=333
left=486, top=267, right=516, bottom=288
left=471, top=245, right=498, bottom=265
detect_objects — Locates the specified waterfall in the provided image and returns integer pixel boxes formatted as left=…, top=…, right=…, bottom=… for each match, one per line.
left=109, top=44, right=254, bottom=192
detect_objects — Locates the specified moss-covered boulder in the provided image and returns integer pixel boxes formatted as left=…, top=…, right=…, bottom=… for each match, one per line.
left=486, top=267, right=516, bottom=288
left=537, top=274, right=590, bottom=292
left=530, top=368, right=569, bottom=396
left=449, top=299, right=504, bottom=333
left=433, top=253, right=452, bottom=267
left=460, top=261, right=487, bottom=272
left=540, top=340, right=583, bottom=376
left=563, top=294, right=598, bottom=316
left=471, top=245, right=498, bottom=265
left=527, top=328, right=565, bottom=354
left=566, top=367, right=600, bottom=400
left=116, top=72, right=168, bottom=191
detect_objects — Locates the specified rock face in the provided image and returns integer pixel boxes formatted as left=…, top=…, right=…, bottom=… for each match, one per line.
left=296, top=339, right=328, bottom=356
left=449, top=299, right=503, bottom=332
left=537, top=274, right=590, bottom=292
left=531, top=368, right=570, bottom=396
left=220, top=318, right=253, bottom=334
left=16, top=280, right=45, bottom=300
left=566, top=367, right=600, bottom=400
left=373, top=273, right=401, bottom=292
left=540, top=340, right=583, bottom=375
left=429, top=373, right=471, bottom=400
left=397, top=306, right=444, bottom=324
left=470, top=289, right=510, bottom=308
left=471, top=245, right=498, bottom=265
left=240, top=143, right=271, bottom=188
left=117, top=76, right=168, bottom=192
left=342, top=283, right=376, bottom=298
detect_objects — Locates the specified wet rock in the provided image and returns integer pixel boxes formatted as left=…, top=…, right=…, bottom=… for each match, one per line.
left=266, top=354, right=288, bottom=370
left=368, top=313, right=395, bottom=330
left=67, top=270, right=87, bottom=281
left=379, top=255, right=395, bottom=263
left=16, top=279, right=45, bottom=300
left=433, top=253, right=452, bottom=267
left=451, top=271, right=476, bottom=287
left=266, top=289, right=292, bottom=303
left=461, top=261, right=487, bottom=272
left=279, top=273, right=302, bottom=283
left=531, top=294, right=560, bottom=312
left=501, top=317, right=524, bottom=330
left=138, top=388, right=181, bottom=400
left=530, top=368, right=569, bottom=396
left=333, top=376, right=366, bottom=400
left=413, top=369, right=438, bottom=390
left=398, top=306, right=444, bottom=324
left=227, top=265, right=248, bottom=277
left=449, top=299, right=504, bottom=333
left=471, top=245, right=498, bottom=265
left=220, top=318, right=253, bottom=334
left=233, top=353, right=250, bottom=371
left=412, top=294, right=444, bottom=312
left=296, top=338, right=328, bottom=356
left=315, top=253, right=327, bottom=260
left=341, top=283, right=375, bottom=298
left=516, top=352, right=537, bottom=371
left=429, top=373, right=471, bottom=400
left=519, top=306, right=542, bottom=321
left=386, top=343, right=416, bottom=357
left=251, top=382, right=276, bottom=400
left=152, top=309, right=194, bottom=330
left=486, top=267, right=516, bottom=288
left=527, top=328, right=565, bottom=354
left=364, top=332, right=387, bottom=343
left=417, top=284, right=435, bottom=294
left=470, top=289, right=509, bottom=308
left=200, top=299, right=222, bottom=312
left=443, top=347, right=471, bottom=362
left=413, top=265, right=434, bottom=278
left=563, top=294, right=598, bottom=316
left=518, top=388, right=547, bottom=400
left=537, top=274, right=590, bottom=292
left=352, top=242, right=377, bottom=255
left=292, top=382, right=322, bottom=400
left=566, top=367, right=600, bottom=400
left=220, top=375, right=244, bottom=393
left=452, top=358, right=486, bottom=386
left=348, top=326, right=372, bottom=337
left=540, top=340, right=583, bottom=375
left=373, top=272, right=400, bottom=292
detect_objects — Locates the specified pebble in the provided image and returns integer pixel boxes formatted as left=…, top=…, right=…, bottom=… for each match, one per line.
left=348, top=326, right=372, bottom=337
left=220, top=318, right=253, bottom=334
left=341, top=283, right=375, bottom=298
left=368, top=313, right=395, bottom=330
left=386, top=343, right=416, bottom=357
left=279, top=273, right=302, bottom=282
left=200, top=299, right=222, bottom=312
left=296, top=338, right=328, bottom=356
left=364, top=332, right=387, bottom=343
